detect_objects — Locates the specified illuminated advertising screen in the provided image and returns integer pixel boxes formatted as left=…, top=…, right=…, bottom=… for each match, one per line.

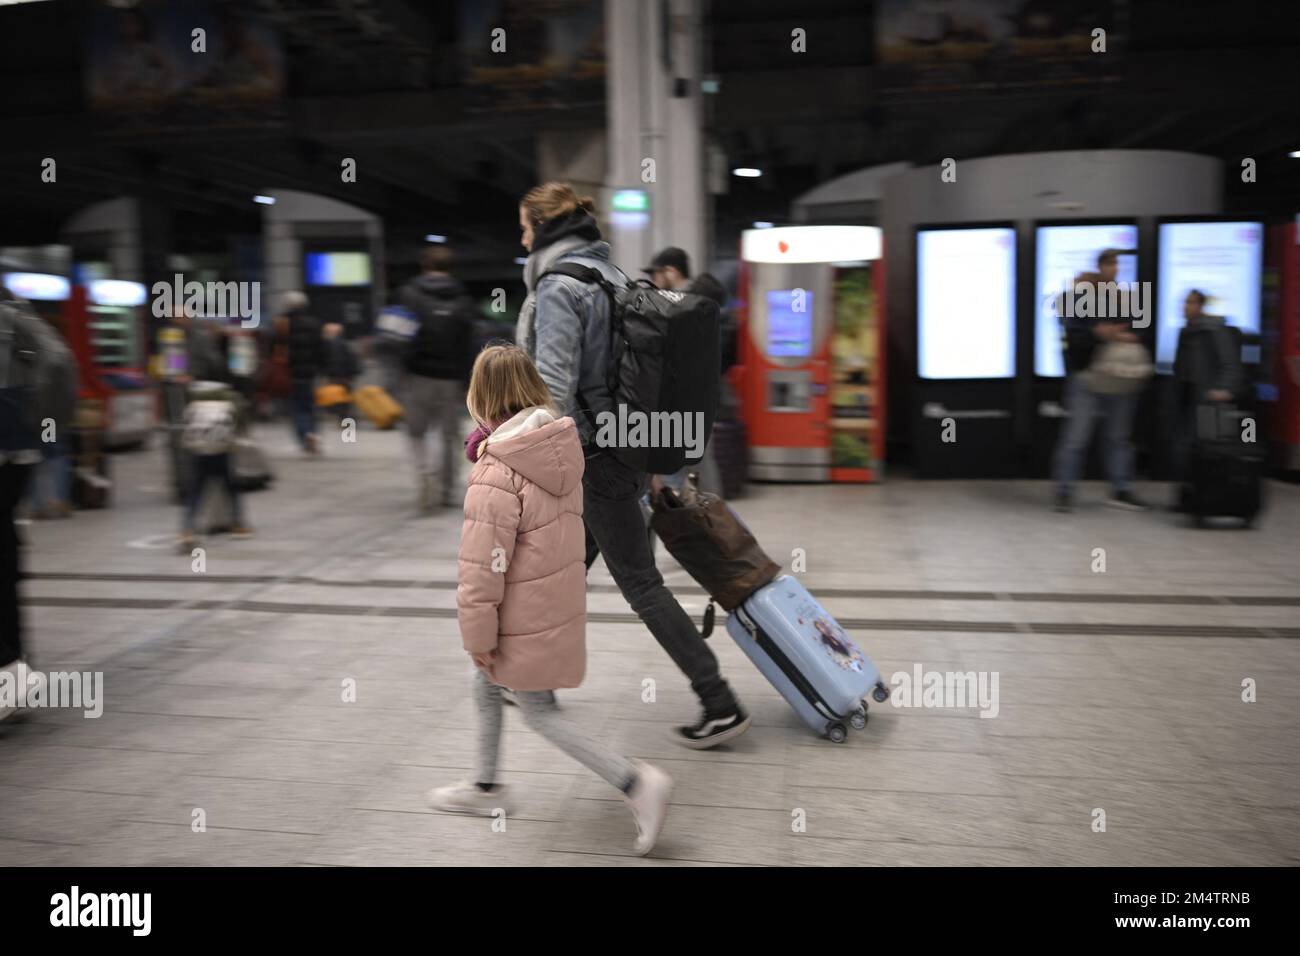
left=917, top=227, right=1016, bottom=379
left=1156, top=221, right=1263, bottom=370
left=1034, top=224, right=1138, bottom=377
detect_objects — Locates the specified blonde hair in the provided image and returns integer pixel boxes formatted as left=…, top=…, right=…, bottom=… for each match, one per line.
left=466, top=344, right=557, bottom=428
left=520, top=181, right=596, bottom=226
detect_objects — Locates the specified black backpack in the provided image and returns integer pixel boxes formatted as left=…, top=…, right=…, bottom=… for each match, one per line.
left=403, top=288, right=473, bottom=379
left=541, top=263, right=720, bottom=474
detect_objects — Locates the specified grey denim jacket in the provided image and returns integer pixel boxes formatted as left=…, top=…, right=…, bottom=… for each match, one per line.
left=529, top=240, right=628, bottom=447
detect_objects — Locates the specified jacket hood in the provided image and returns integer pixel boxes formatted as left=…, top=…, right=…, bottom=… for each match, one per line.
left=483, top=407, right=583, bottom=496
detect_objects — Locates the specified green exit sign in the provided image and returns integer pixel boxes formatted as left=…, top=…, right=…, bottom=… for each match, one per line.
left=611, top=190, right=649, bottom=213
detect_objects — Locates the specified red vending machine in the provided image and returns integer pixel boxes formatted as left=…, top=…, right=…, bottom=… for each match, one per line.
left=1271, top=220, right=1300, bottom=472
left=64, top=280, right=157, bottom=448
left=736, top=226, right=886, bottom=482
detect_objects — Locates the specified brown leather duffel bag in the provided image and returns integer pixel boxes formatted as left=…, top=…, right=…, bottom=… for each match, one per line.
left=650, top=484, right=780, bottom=610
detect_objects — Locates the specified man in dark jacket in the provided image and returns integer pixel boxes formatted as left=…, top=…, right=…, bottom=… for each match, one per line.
left=645, top=248, right=735, bottom=374
left=1171, top=290, right=1244, bottom=493
left=281, top=291, right=323, bottom=455
left=399, top=246, right=474, bottom=511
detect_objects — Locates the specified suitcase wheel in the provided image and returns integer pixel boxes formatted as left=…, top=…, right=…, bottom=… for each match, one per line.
left=826, top=722, right=848, bottom=744
left=849, top=708, right=868, bottom=731
left=872, top=682, right=890, bottom=704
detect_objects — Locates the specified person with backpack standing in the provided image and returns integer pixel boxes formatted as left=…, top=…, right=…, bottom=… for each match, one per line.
left=1, top=288, right=76, bottom=719
left=281, top=291, right=323, bottom=456
left=515, top=181, right=750, bottom=748
left=318, top=322, right=359, bottom=426
left=178, top=380, right=253, bottom=553
left=399, top=245, right=475, bottom=512
left=27, top=314, right=79, bottom=520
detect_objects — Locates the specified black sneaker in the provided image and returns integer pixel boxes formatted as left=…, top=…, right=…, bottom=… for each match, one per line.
left=1054, top=490, right=1073, bottom=513
left=674, top=705, right=751, bottom=750
left=1106, top=490, right=1148, bottom=511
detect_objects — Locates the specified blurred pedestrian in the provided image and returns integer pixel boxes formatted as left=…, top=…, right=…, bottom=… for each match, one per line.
left=516, top=181, right=749, bottom=748
left=643, top=246, right=730, bottom=497
left=1170, top=290, right=1244, bottom=498
left=178, top=381, right=252, bottom=552
left=399, top=246, right=475, bottom=511
left=428, top=344, right=673, bottom=855
left=1051, top=249, right=1148, bottom=513
left=319, top=322, right=358, bottom=425
left=1, top=287, right=76, bottom=718
left=28, top=313, right=79, bottom=520
left=281, top=291, right=323, bottom=455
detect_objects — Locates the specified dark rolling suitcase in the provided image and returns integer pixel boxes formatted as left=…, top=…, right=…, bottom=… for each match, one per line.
left=1181, top=438, right=1263, bottom=527
left=709, top=420, right=748, bottom=500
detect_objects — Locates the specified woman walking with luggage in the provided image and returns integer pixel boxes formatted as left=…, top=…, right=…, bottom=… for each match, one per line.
left=515, top=182, right=750, bottom=748
left=428, top=344, right=673, bottom=855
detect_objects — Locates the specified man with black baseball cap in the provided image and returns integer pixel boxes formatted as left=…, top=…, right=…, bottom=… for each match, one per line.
left=643, top=247, right=692, bottom=291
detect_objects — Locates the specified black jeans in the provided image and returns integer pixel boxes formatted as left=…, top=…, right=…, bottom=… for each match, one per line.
left=1, top=462, right=32, bottom=665
left=183, top=453, right=243, bottom=532
left=582, top=452, right=736, bottom=714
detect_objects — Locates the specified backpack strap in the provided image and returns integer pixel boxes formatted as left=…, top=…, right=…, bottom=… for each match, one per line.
left=538, top=262, right=629, bottom=426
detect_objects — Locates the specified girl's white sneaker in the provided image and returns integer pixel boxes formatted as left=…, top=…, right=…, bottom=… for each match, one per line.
left=625, top=761, right=673, bottom=856
left=426, top=781, right=513, bottom=817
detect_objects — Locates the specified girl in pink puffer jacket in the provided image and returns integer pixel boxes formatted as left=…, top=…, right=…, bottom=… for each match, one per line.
left=427, top=345, right=672, bottom=855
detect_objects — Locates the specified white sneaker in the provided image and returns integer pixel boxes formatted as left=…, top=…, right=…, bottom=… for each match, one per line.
left=625, top=761, right=673, bottom=856
left=426, top=781, right=513, bottom=817
left=0, top=659, right=40, bottom=723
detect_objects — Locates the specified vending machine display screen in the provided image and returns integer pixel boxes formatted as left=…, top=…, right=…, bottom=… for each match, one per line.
left=766, top=289, right=814, bottom=357
left=917, top=227, right=1016, bottom=379
left=1156, top=221, right=1263, bottom=370
left=1035, top=224, right=1138, bottom=377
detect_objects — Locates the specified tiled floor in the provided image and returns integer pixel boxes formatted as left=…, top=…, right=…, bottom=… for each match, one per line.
left=1, top=423, right=1297, bottom=866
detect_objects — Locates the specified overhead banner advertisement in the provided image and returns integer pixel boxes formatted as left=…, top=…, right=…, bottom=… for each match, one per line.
left=876, top=0, right=1120, bottom=94
left=460, top=0, right=605, bottom=112
left=84, top=1, right=284, bottom=125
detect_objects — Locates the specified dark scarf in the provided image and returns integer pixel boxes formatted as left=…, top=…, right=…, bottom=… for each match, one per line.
left=531, top=208, right=601, bottom=254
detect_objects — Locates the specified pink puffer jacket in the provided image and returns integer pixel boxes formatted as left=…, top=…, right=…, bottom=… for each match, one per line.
left=457, top=408, right=587, bottom=690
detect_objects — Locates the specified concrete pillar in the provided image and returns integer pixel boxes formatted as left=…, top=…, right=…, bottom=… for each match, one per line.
left=604, top=0, right=706, bottom=276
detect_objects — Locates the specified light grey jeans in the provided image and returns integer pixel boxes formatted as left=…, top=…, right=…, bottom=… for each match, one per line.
left=403, top=374, right=463, bottom=502
left=472, top=669, right=636, bottom=793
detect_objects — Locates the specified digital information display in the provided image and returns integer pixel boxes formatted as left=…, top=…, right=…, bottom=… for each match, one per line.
left=766, top=289, right=814, bottom=357
left=1156, top=221, right=1263, bottom=370
left=917, top=227, right=1016, bottom=379
left=1034, top=224, right=1138, bottom=377
left=304, top=252, right=371, bottom=287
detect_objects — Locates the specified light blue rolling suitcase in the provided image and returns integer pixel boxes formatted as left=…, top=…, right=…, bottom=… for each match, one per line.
left=727, top=575, right=889, bottom=742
